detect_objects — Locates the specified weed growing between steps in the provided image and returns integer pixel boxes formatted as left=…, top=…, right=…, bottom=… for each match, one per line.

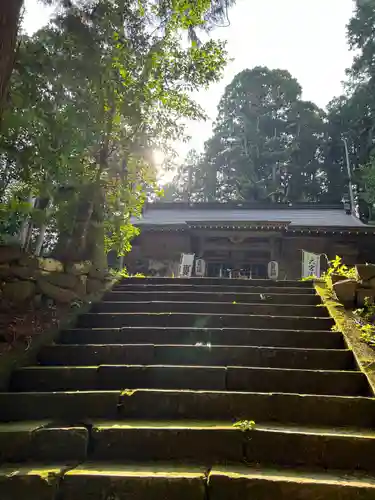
left=233, top=420, right=256, bottom=432
left=315, top=282, right=375, bottom=394
left=303, top=256, right=375, bottom=349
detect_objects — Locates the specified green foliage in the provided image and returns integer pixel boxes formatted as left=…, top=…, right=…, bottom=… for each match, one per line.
left=233, top=420, right=256, bottom=432
left=167, top=66, right=334, bottom=203
left=0, top=0, right=230, bottom=263
left=324, top=256, right=357, bottom=280
left=359, top=324, right=375, bottom=346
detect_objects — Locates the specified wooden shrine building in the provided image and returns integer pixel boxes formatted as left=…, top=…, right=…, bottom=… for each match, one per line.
left=125, top=202, right=375, bottom=279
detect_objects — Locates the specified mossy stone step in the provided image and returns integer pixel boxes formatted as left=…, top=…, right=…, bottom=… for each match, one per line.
left=0, top=422, right=88, bottom=462
left=38, top=344, right=355, bottom=371
left=0, top=464, right=67, bottom=500
left=1, top=463, right=374, bottom=500
left=76, top=312, right=334, bottom=330
left=114, top=284, right=316, bottom=294
left=226, top=366, right=369, bottom=396
left=10, top=365, right=370, bottom=396
left=104, top=290, right=322, bottom=305
left=1, top=390, right=375, bottom=428
left=60, top=464, right=207, bottom=500
left=117, top=277, right=313, bottom=287
left=208, top=466, right=375, bottom=500
left=89, top=421, right=375, bottom=471
left=91, top=301, right=329, bottom=317
left=59, top=327, right=346, bottom=349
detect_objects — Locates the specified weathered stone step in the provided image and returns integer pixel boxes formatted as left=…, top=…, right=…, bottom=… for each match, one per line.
left=76, top=312, right=334, bottom=330
left=105, top=290, right=321, bottom=305
left=38, top=344, right=355, bottom=370
left=0, top=463, right=207, bottom=500
left=118, top=277, right=312, bottom=288
left=114, top=284, right=316, bottom=295
left=2, top=390, right=374, bottom=429
left=88, top=421, right=375, bottom=472
left=208, top=465, right=375, bottom=500
left=10, top=365, right=369, bottom=396
left=59, top=327, right=345, bottom=349
left=0, top=421, right=88, bottom=463
left=0, top=464, right=69, bottom=500
left=92, top=301, right=329, bottom=317
left=2, top=463, right=375, bottom=500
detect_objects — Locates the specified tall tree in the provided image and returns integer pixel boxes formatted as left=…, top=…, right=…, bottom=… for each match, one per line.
left=0, top=0, right=229, bottom=264
left=192, top=66, right=329, bottom=203
left=0, top=0, right=235, bottom=122
left=0, top=0, right=23, bottom=119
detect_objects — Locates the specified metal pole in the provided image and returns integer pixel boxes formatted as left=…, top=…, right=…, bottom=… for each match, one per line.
left=342, top=138, right=355, bottom=213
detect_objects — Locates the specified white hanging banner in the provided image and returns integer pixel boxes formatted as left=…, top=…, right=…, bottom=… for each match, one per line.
left=195, top=258, right=206, bottom=277
left=267, top=261, right=279, bottom=280
left=302, top=250, right=321, bottom=278
left=178, top=253, right=195, bottom=278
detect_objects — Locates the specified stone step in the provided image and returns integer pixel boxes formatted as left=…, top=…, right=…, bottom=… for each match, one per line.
left=38, top=344, right=355, bottom=370
left=59, top=327, right=346, bottom=349
left=104, top=290, right=321, bottom=305
left=10, top=365, right=370, bottom=396
left=118, top=277, right=312, bottom=288
left=91, top=301, right=329, bottom=317
left=1, top=463, right=375, bottom=500
left=1, top=390, right=374, bottom=428
left=88, top=421, right=375, bottom=472
left=0, top=421, right=88, bottom=463
left=207, top=465, right=375, bottom=500
left=114, top=284, right=316, bottom=294
left=0, top=464, right=69, bottom=500
left=76, top=312, right=334, bottom=330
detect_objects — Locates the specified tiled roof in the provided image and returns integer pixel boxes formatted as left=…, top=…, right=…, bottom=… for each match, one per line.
left=132, top=206, right=366, bottom=228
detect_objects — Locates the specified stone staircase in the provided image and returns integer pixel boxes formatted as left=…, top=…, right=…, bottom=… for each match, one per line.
left=1, top=277, right=375, bottom=499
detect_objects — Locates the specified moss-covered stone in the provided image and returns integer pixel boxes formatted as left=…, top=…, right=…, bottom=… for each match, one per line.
left=0, top=465, right=64, bottom=500
left=38, top=279, right=78, bottom=303
left=3, top=280, right=36, bottom=301
left=61, top=465, right=206, bottom=500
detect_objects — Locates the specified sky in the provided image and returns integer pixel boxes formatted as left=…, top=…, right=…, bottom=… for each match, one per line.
left=23, top=0, right=356, bottom=160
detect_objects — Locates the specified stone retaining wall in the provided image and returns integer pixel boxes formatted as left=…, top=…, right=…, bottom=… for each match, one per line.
left=0, top=244, right=110, bottom=305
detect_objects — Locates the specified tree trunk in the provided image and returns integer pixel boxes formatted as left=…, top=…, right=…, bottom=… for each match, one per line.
left=0, top=0, right=23, bottom=121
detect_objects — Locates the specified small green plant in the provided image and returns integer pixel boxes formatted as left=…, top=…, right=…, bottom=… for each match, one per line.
left=233, top=420, right=256, bottom=431
left=359, top=324, right=375, bottom=345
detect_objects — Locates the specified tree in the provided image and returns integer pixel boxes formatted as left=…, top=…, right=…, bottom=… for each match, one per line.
left=0, top=0, right=23, bottom=119
left=1, top=0, right=229, bottom=265
left=0, top=0, right=235, bottom=122
left=191, top=66, right=330, bottom=203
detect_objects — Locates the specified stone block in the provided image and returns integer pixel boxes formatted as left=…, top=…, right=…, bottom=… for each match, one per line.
left=86, top=277, right=104, bottom=295
left=356, top=264, right=375, bottom=282
left=38, top=279, right=78, bottom=303
left=333, top=279, right=357, bottom=306
left=61, top=465, right=206, bottom=500
left=74, top=274, right=87, bottom=296
left=356, top=288, right=375, bottom=307
left=0, top=264, right=10, bottom=278
left=38, top=257, right=63, bottom=273
left=66, top=260, right=92, bottom=275
left=9, top=265, right=37, bottom=280
left=89, top=266, right=109, bottom=279
left=3, top=281, right=36, bottom=302
left=18, top=254, right=39, bottom=268
left=0, top=244, right=21, bottom=264
left=38, top=270, right=77, bottom=289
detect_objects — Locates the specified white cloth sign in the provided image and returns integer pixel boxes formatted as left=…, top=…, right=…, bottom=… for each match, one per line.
left=195, top=258, right=206, bottom=277
left=178, top=253, right=195, bottom=277
left=302, top=250, right=321, bottom=278
left=267, top=261, right=279, bottom=280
